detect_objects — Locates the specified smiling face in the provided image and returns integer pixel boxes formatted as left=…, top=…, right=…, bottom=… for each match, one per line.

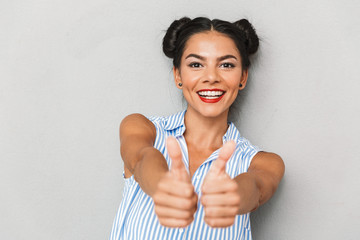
left=174, top=31, right=248, bottom=119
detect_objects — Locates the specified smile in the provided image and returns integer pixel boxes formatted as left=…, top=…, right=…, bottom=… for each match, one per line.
left=197, top=89, right=225, bottom=103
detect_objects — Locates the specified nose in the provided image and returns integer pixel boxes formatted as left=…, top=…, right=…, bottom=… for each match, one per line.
left=203, top=66, right=220, bottom=84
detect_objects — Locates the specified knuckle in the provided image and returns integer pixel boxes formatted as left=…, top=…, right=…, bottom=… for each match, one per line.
left=183, top=199, right=193, bottom=209
left=188, top=216, right=194, bottom=225
left=228, top=218, right=235, bottom=226
left=193, top=194, right=198, bottom=202
left=184, top=186, right=193, bottom=197
left=152, top=193, right=165, bottom=204
left=207, top=218, right=216, bottom=227
left=192, top=194, right=198, bottom=204
left=201, top=183, right=209, bottom=193
left=184, top=210, right=192, bottom=218
left=200, top=199, right=207, bottom=208
left=204, top=217, right=210, bottom=226
left=205, top=207, right=214, bottom=217
left=179, top=220, right=189, bottom=227
left=152, top=194, right=160, bottom=203
left=154, top=206, right=160, bottom=214
left=177, top=219, right=188, bottom=228
left=200, top=196, right=208, bottom=205
left=158, top=218, right=166, bottom=226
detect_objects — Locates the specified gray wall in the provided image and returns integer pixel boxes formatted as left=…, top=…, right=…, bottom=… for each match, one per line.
left=1, top=0, right=359, bottom=239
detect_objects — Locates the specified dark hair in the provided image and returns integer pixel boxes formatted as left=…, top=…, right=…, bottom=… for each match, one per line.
left=162, top=17, right=259, bottom=70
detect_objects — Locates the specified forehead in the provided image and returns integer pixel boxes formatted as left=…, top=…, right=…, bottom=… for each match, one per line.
left=182, top=31, right=240, bottom=57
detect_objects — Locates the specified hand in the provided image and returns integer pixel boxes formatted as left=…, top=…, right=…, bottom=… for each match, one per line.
left=152, top=137, right=198, bottom=227
left=201, top=141, right=241, bottom=228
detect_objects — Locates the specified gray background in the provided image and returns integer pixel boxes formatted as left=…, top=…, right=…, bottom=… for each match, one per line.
left=1, top=0, right=359, bottom=239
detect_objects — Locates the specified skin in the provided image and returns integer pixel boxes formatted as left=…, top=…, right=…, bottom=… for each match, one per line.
left=120, top=30, right=285, bottom=228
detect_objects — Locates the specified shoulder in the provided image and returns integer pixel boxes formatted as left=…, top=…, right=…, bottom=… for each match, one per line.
left=119, top=113, right=156, bottom=139
left=250, top=151, right=285, bottom=173
left=120, top=111, right=183, bottom=136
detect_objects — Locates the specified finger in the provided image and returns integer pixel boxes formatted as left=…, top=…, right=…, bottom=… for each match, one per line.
left=166, top=137, right=188, bottom=180
left=201, top=178, right=238, bottom=194
left=204, top=216, right=235, bottom=228
left=158, top=217, right=194, bottom=228
left=209, top=141, right=236, bottom=175
left=155, top=205, right=195, bottom=219
left=157, top=177, right=195, bottom=197
left=204, top=206, right=238, bottom=218
left=166, top=137, right=183, bottom=170
left=218, top=141, right=236, bottom=161
left=153, top=192, right=197, bottom=211
left=201, top=192, right=240, bottom=207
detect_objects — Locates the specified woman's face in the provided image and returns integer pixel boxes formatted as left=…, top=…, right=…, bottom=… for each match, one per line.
left=174, top=31, right=248, bottom=118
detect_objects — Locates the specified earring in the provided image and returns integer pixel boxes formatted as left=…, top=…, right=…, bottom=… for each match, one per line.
left=178, top=83, right=183, bottom=87
left=239, top=84, right=243, bottom=87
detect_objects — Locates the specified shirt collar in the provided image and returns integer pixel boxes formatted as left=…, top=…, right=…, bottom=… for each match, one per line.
left=222, top=121, right=239, bottom=143
left=164, top=110, right=240, bottom=141
left=164, top=110, right=186, bottom=136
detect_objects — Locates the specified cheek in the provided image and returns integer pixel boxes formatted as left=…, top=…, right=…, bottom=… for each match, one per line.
left=180, top=72, right=200, bottom=86
left=224, top=74, right=242, bottom=89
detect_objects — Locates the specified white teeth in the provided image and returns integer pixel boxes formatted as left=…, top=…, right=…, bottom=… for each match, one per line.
left=200, top=96, right=218, bottom=99
left=197, top=91, right=224, bottom=97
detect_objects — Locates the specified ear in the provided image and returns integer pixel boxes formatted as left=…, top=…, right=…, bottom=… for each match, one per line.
left=239, top=69, right=248, bottom=90
left=173, top=66, right=182, bottom=89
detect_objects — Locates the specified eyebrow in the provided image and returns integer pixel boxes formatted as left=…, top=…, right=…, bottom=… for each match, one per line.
left=218, top=54, right=238, bottom=61
left=185, top=54, right=205, bottom=61
left=185, top=53, right=238, bottom=61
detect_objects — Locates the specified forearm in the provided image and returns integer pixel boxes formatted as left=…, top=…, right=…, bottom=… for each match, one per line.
left=133, top=147, right=169, bottom=197
left=234, top=172, right=261, bottom=214
left=234, top=153, right=284, bottom=214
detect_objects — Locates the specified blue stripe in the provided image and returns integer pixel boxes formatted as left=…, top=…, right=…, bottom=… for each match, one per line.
left=109, top=110, right=259, bottom=239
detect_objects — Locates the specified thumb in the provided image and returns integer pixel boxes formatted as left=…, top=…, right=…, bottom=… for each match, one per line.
left=209, top=141, right=236, bottom=175
left=166, top=137, right=188, bottom=181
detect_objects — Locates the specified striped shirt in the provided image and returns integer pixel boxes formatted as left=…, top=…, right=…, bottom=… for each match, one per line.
left=110, top=111, right=259, bottom=240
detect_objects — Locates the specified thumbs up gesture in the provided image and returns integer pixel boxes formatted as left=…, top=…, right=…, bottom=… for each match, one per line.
left=201, top=141, right=241, bottom=228
left=152, top=137, right=198, bottom=227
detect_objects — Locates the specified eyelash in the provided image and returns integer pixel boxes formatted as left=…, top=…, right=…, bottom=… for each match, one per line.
left=188, top=62, right=235, bottom=68
left=188, top=62, right=203, bottom=68
left=220, top=63, right=235, bottom=68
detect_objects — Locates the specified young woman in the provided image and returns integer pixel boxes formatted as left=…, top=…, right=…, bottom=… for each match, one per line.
left=110, top=17, right=285, bottom=240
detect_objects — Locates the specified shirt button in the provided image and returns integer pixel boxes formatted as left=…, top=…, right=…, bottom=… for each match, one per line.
left=196, top=175, right=200, bottom=180
left=179, top=229, right=184, bottom=233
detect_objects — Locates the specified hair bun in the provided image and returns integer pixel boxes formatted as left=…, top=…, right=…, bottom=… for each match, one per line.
left=233, top=19, right=259, bottom=55
left=163, top=17, right=191, bottom=58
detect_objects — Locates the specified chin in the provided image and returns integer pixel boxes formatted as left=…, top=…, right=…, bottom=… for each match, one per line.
left=195, top=107, right=229, bottom=119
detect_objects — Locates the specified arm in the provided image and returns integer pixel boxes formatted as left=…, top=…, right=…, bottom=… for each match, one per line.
left=234, top=151, right=285, bottom=214
left=120, top=113, right=168, bottom=196
left=201, top=143, right=285, bottom=227
left=119, top=114, right=197, bottom=227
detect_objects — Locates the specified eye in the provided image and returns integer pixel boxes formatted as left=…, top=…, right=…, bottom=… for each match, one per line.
left=188, top=62, right=203, bottom=68
left=220, top=62, right=235, bottom=68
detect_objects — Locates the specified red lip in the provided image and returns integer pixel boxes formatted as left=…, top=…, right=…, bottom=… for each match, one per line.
left=196, top=89, right=226, bottom=103
left=197, top=88, right=225, bottom=92
left=198, top=94, right=225, bottom=103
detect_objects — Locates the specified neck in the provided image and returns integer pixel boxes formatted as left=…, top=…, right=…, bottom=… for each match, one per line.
left=183, top=107, right=229, bottom=151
